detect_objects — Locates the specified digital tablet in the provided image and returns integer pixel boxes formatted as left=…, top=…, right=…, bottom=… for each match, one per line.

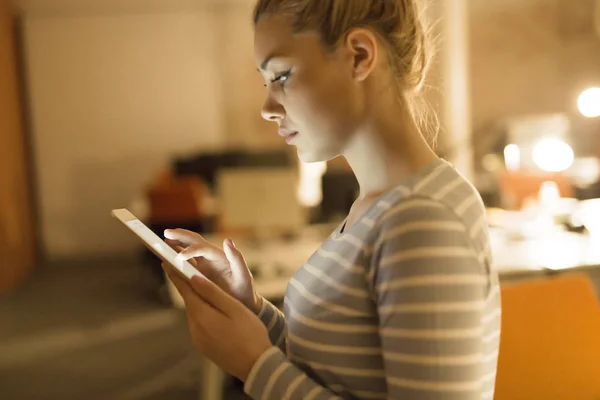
left=111, top=208, right=202, bottom=281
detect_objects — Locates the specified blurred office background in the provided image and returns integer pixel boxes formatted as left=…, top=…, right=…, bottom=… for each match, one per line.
left=1, top=0, right=600, bottom=399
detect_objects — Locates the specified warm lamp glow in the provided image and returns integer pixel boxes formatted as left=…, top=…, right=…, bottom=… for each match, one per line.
left=297, top=161, right=327, bottom=207
left=532, top=139, right=574, bottom=172
left=538, top=181, right=561, bottom=206
left=503, top=144, right=520, bottom=171
left=573, top=199, right=600, bottom=237
left=577, top=87, right=600, bottom=118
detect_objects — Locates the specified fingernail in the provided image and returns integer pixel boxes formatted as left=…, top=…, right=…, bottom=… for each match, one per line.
left=227, top=238, right=236, bottom=250
left=164, top=229, right=172, bottom=237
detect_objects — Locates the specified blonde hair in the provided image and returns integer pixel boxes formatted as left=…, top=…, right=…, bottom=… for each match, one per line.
left=253, top=0, right=431, bottom=94
left=253, top=0, right=437, bottom=142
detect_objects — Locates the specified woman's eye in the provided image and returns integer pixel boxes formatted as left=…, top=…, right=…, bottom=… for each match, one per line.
left=271, top=71, right=291, bottom=85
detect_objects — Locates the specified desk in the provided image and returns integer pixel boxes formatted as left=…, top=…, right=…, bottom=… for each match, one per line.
left=490, top=229, right=600, bottom=281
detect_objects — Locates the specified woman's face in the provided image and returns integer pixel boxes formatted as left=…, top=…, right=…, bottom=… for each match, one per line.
left=254, top=15, right=363, bottom=163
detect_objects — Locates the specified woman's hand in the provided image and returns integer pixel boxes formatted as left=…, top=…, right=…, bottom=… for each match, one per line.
left=163, top=264, right=272, bottom=381
left=163, top=229, right=262, bottom=313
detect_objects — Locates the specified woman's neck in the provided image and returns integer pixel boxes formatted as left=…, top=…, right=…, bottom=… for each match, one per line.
left=342, top=98, right=438, bottom=198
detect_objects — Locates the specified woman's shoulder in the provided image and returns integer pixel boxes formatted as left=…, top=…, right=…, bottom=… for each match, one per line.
left=376, top=160, right=486, bottom=233
left=370, top=163, right=491, bottom=265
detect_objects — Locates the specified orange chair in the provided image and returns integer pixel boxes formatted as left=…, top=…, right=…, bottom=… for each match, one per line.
left=495, top=274, right=600, bottom=400
left=498, top=172, right=574, bottom=210
left=146, top=171, right=207, bottom=224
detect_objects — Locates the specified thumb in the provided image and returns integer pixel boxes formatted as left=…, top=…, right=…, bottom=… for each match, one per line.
left=223, top=239, right=250, bottom=278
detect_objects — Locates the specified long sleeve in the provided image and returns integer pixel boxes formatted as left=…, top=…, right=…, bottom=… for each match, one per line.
left=256, top=297, right=287, bottom=354
left=244, top=347, right=343, bottom=400
left=370, top=197, right=493, bottom=399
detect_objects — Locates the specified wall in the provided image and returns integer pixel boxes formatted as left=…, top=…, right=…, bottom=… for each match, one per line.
left=21, top=5, right=232, bottom=260
left=0, top=0, right=36, bottom=292
left=21, top=1, right=283, bottom=261
left=469, top=0, right=600, bottom=155
left=212, top=4, right=279, bottom=149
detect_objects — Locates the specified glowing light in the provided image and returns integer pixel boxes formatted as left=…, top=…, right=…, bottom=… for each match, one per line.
left=297, top=161, right=327, bottom=207
left=530, top=236, right=577, bottom=271
left=577, top=87, right=600, bottom=118
left=503, top=144, right=521, bottom=172
left=538, top=181, right=561, bottom=211
left=574, top=199, right=600, bottom=237
left=532, top=139, right=574, bottom=172
left=567, top=157, right=600, bottom=187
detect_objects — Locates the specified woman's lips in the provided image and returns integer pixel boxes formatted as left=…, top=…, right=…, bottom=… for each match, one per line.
left=278, top=129, right=298, bottom=144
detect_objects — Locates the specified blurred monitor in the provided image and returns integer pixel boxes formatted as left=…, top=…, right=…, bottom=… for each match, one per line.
left=174, top=150, right=293, bottom=190
left=217, top=168, right=305, bottom=233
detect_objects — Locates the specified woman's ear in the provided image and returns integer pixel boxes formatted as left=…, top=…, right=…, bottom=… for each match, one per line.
left=344, top=28, right=378, bottom=82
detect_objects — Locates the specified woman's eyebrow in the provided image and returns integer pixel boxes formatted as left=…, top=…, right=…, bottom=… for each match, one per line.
left=258, top=53, right=284, bottom=71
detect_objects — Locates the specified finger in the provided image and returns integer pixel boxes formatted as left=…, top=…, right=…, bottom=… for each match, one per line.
left=164, top=229, right=204, bottom=246
left=165, top=238, right=185, bottom=250
left=176, top=243, right=223, bottom=262
left=223, top=239, right=250, bottom=279
left=164, top=244, right=185, bottom=253
left=189, top=275, right=240, bottom=316
left=172, top=246, right=200, bottom=268
left=173, top=246, right=200, bottom=268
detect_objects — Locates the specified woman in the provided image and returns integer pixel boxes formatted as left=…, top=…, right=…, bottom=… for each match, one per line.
left=163, top=0, right=501, bottom=399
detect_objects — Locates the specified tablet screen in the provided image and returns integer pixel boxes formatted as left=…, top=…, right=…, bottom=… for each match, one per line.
left=112, top=209, right=202, bottom=280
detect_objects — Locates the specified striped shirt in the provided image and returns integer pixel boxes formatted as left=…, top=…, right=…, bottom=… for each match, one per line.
left=244, top=159, right=501, bottom=400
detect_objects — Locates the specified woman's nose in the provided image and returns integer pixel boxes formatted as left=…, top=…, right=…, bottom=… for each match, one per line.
left=261, top=93, right=285, bottom=122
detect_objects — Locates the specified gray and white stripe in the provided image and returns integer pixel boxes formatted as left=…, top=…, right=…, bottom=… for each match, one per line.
left=246, top=159, right=500, bottom=400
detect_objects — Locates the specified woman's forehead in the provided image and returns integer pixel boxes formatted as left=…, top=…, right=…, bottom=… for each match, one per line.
left=254, top=15, right=322, bottom=66
left=254, top=17, right=292, bottom=61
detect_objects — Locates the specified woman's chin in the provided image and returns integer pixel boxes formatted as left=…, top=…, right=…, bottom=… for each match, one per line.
left=297, top=148, right=335, bottom=164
